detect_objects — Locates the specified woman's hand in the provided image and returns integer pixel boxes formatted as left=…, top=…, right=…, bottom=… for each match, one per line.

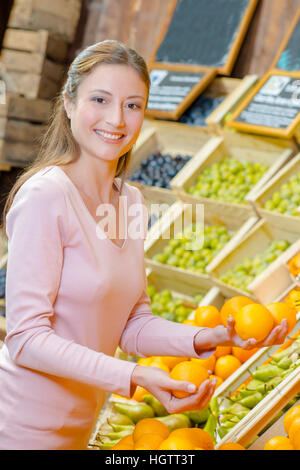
left=194, top=317, right=289, bottom=353
left=131, top=365, right=218, bottom=414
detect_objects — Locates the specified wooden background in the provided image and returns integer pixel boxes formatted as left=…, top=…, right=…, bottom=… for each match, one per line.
left=73, top=0, right=300, bottom=79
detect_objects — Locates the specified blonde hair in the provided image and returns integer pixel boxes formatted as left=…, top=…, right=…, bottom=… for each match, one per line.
left=1, top=39, right=150, bottom=237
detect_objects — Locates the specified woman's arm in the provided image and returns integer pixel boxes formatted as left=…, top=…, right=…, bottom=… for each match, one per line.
left=4, top=178, right=138, bottom=398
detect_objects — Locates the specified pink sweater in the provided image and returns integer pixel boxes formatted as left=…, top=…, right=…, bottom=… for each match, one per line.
left=0, top=166, right=211, bottom=450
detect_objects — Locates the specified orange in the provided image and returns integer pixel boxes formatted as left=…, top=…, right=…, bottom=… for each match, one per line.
left=264, top=436, right=294, bottom=450
left=182, top=319, right=197, bottom=326
left=220, top=296, right=255, bottom=327
left=159, top=436, right=195, bottom=450
left=232, top=346, right=259, bottom=364
left=190, top=354, right=216, bottom=373
left=194, top=305, right=222, bottom=328
left=209, top=374, right=223, bottom=388
left=218, top=442, right=245, bottom=450
left=137, top=357, right=153, bottom=366
left=170, top=428, right=214, bottom=450
left=131, top=385, right=149, bottom=402
left=266, top=302, right=297, bottom=335
left=288, top=416, right=300, bottom=450
left=134, top=433, right=165, bottom=450
left=111, top=433, right=134, bottom=450
left=149, top=359, right=170, bottom=373
left=234, top=304, right=274, bottom=341
left=285, top=288, right=300, bottom=312
left=160, top=356, right=189, bottom=369
left=214, top=355, right=242, bottom=381
left=284, top=405, right=300, bottom=435
left=133, top=418, right=170, bottom=442
left=288, top=253, right=300, bottom=277
left=170, top=361, right=209, bottom=398
left=215, top=346, right=232, bottom=358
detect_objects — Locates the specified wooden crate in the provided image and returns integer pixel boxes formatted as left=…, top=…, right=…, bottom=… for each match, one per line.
left=247, top=152, right=300, bottom=230
left=0, top=139, right=38, bottom=167
left=4, top=69, right=62, bottom=100
left=170, top=132, right=295, bottom=221
left=144, top=200, right=258, bottom=290
left=213, top=315, right=300, bottom=448
left=128, top=120, right=213, bottom=202
left=2, top=28, right=69, bottom=63
left=250, top=240, right=300, bottom=305
left=0, top=117, right=46, bottom=143
left=0, top=94, right=53, bottom=123
left=248, top=398, right=300, bottom=450
left=8, top=0, right=82, bottom=44
left=207, top=218, right=300, bottom=300
left=205, top=75, right=259, bottom=131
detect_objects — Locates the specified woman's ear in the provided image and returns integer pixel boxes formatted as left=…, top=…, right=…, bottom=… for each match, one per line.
left=63, top=92, right=73, bottom=120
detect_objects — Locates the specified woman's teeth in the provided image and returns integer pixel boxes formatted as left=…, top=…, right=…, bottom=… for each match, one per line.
left=95, top=130, right=124, bottom=140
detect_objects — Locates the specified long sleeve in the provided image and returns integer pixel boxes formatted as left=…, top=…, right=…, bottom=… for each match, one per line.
left=120, top=260, right=215, bottom=360
left=5, top=178, right=137, bottom=398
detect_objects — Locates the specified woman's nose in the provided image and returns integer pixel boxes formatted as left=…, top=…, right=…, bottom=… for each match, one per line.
left=106, top=103, right=125, bottom=128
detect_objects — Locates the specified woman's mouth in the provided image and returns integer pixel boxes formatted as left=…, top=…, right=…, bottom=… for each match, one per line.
left=94, top=129, right=125, bottom=142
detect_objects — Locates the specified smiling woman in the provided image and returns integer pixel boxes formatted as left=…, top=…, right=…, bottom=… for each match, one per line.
left=0, top=40, right=288, bottom=451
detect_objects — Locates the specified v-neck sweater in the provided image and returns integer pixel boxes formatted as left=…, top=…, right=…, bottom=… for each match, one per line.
left=0, top=165, right=212, bottom=450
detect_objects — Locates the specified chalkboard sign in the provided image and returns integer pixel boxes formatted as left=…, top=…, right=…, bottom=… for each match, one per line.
left=150, top=0, right=259, bottom=75
left=227, top=71, right=300, bottom=138
left=146, top=67, right=216, bottom=120
left=272, top=8, right=300, bottom=72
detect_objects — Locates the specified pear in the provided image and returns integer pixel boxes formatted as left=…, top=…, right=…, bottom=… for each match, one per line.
left=183, top=407, right=210, bottom=424
left=155, top=413, right=191, bottom=431
left=142, top=394, right=168, bottom=416
left=107, top=412, right=134, bottom=426
left=113, top=402, right=154, bottom=423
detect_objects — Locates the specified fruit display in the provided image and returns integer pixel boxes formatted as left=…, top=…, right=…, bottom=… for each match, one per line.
left=219, top=239, right=291, bottom=292
left=152, top=223, right=232, bottom=274
left=262, top=403, right=300, bottom=450
left=129, top=152, right=192, bottom=189
left=179, top=95, right=224, bottom=127
left=186, top=157, right=269, bottom=204
left=263, top=171, right=300, bottom=216
left=288, top=253, right=300, bottom=279
left=147, top=283, right=202, bottom=322
left=212, top=335, right=300, bottom=444
left=285, top=288, right=300, bottom=312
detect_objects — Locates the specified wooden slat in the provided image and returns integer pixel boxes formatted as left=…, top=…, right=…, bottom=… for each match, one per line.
left=0, top=117, right=46, bottom=142
left=1, top=49, right=66, bottom=83
left=6, top=71, right=60, bottom=100
left=0, top=139, right=38, bottom=166
left=2, top=28, right=69, bottom=63
left=0, top=95, right=52, bottom=123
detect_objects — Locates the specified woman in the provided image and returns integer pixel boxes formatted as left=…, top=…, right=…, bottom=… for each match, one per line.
left=0, top=40, right=287, bottom=450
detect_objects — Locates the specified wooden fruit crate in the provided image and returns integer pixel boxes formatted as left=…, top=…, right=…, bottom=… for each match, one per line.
left=205, top=75, right=259, bottom=132
left=144, top=200, right=258, bottom=290
left=0, top=95, right=52, bottom=167
left=207, top=218, right=300, bottom=300
left=2, top=28, right=69, bottom=63
left=248, top=398, right=300, bottom=450
left=170, top=132, right=295, bottom=221
left=247, top=152, right=300, bottom=230
left=8, top=0, right=82, bottom=44
left=250, top=240, right=300, bottom=305
left=213, top=315, right=300, bottom=449
left=128, top=120, right=213, bottom=203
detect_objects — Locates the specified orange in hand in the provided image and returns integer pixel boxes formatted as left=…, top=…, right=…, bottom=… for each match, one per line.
left=220, top=296, right=255, bottom=326
left=234, top=304, right=274, bottom=341
left=266, top=302, right=297, bottom=335
left=194, top=305, right=222, bottom=328
left=190, top=354, right=216, bottom=373
left=170, top=360, right=209, bottom=398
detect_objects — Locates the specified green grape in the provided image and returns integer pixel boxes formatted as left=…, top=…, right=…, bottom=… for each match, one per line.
left=264, top=171, right=300, bottom=216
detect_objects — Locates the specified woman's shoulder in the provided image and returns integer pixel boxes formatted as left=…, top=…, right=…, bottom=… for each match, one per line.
left=14, top=166, right=67, bottom=208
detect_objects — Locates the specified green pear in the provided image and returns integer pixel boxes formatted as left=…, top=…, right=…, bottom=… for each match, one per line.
left=113, top=402, right=154, bottom=423
left=156, top=413, right=191, bottom=431
left=142, top=394, right=168, bottom=416
left=107, top=412, right=134, bottom=426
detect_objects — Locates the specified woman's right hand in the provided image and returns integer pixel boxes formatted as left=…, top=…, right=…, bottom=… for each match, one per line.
left=131, top=364, right=217, bottom=415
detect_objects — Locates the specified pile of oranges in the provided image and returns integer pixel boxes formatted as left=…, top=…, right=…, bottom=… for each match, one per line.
left=264, top=404, right=300, bottom=450
left=127, top=296, right=296, bottom=402
left=110, top=417, right=246, bottom=450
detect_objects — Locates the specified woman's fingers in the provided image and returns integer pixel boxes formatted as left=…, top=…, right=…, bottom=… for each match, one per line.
left=164, top=378, right=217, bottom=414
left=259, top=319, right=289, bottom=347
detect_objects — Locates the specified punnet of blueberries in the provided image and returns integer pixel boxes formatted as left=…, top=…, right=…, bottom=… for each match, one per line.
left=179, top=95, right=224, bottom=126
left=129, top=152, right=192, bottom=189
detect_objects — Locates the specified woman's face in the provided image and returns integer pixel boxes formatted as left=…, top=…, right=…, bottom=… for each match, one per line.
left=64, top=63, right=148, bottom=164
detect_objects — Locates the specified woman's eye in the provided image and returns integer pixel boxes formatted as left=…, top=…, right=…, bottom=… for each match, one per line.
left=93, top=97, right=105, bottom=104
left=127, top=103, right=141, bottom=110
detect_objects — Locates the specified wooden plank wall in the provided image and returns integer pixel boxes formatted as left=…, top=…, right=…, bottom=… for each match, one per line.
left=77, top=0, right=300, bottom=79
